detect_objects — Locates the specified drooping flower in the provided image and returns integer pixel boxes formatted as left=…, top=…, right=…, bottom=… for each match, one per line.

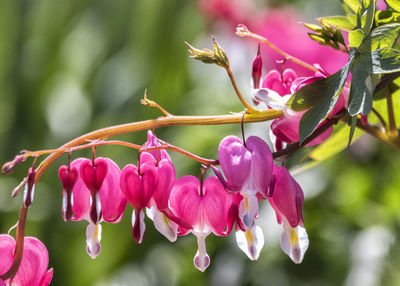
left=120, top=152, right=158, bottom=243
left=169, top=175, right=232, bottom=271
left=58, top=157, right=126, bottom=259
left=142, top=131, right=189, bottom=242
left=0, top=234, right=53, bottom=286
left=269, top=165, right=309, bottom=264
left=216, top=135, right=273, bottom=259
left=253, top=67, right=346, bottom=150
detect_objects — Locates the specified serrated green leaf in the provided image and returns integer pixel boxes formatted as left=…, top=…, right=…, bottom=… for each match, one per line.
left=309, top=124, right=363, bottom=161
left=349, top=29, right=365, bottom=47
left=343, top=0, right=362, bottom=13
left=371, top=48, right=400, bottom=74
left=385, top=0, right=400, bottom=12
left=359, top=23, right=400, bottom=53
left=375, top=11, right=400, bottom=25
left=288, top=59, right=353, bottom=143
left=319, top=15, right=357, bottom=31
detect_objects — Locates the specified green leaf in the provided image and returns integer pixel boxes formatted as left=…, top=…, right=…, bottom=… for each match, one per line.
left=309, top=124, right=364, bottom=161
left=287, top=59, right=353, bottom=143
left=385, top=0, right=400, bottom=12
left=343, top=0, right=362, bottom=13
left=371, top=48, right=400, bottom=74
left=375, top=11, right=400, bottom=25
left=359, top=23, right=400, bottom=52
left=348, top=53, right=374, bottom=116
left=348, top=115, right=358, bottom=147
left=319, top=15, right=357, bottom=31
left=362, top=0, right=375, bottom=35
left=349, top=29, right=365, bottom=47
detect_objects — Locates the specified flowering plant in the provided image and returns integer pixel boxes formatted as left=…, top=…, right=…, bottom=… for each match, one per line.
left=1, top=0, right=400, bottom=284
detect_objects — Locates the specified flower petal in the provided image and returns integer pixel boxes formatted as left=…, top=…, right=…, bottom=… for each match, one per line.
left=80, top=158, right=108, bottom=192
left=120, top=160, right=158, bottom=209
left=152, top=159, right=175, bottom=210
left=245, top=136, right=273, bottom=197
left=202, top=177, right=231, bottom=236
left=238, top=192, right=258, bottom=230
left=0, top=235, right=15, bottom=277
left=86, top=222, right=102, bottom=259
left=193, top=234, right=210, bottom=272
left=13, top=236, right=51, bottom=286
left=269, top=166, right=304, bottom=228
left=235, top=225, right=264, bottom=260
left=147, top=206, right=178, bottom=242
left=169, top=176, right=202, bottom=230
left=143, top=130, right=171, bottom=161
left=280, top=223, right=309, bottom=264
left=70, top=158, right=90, bottom=221
left=218, top=136, right=251, bottom=192
left=98, top=158, right=126, bottom=223
left=132, top=209, right=146, bottom=243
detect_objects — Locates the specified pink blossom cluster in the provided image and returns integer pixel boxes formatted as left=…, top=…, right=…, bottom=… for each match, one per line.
left=251, top=50, right=348, bottom=151
left=53, top=130, right=309, bottom=272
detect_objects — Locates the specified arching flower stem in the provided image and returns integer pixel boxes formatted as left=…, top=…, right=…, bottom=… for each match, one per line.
left=236, top=24, right=319, bottom=73
left=29, top=110, right=282, bottom=184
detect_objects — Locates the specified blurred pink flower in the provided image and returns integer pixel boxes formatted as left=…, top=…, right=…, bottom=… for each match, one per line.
left=0, top=235, right=53, bottom=286
left=198, top=1, right=348, bottom=76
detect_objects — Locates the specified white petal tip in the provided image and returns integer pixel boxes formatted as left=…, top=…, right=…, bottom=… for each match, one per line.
left=280, top=225, right=309, bottom=264
left=86, top=223, right=102, bottom=259
left=235, top=225, right=264, bottom=260
left=194, top=251, right=210, bottom=272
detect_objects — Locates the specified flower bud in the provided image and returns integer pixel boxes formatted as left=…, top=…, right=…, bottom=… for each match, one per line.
left=2, top=155, right=26, bottom=175
left=23, top=167, right=36, bottom=208
left=252, top=45, right=262, bottom=89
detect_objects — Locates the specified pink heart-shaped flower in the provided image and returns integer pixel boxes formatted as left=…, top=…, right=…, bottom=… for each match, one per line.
left=79, top=158, right=108, bottom=192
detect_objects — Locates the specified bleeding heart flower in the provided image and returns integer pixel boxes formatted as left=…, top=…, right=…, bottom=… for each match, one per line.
left=269, top=165, right=309, bottom=264
left=253, top=68, right=347, bottom=151
left=0, top=234, right=53, bottom=286
left=141, top=131, right=192, bottom=242
left=216, top=135, right=272, bottom=260
left=169, top=175, right=232, bottom=271
left=58, top=157, right=126, bottom=259
left=120, top=152, right=158, bottom=243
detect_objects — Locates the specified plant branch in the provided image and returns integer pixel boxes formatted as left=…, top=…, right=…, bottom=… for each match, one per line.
left=31, top=110, right=282, bottom=183
left=224, top=67, right=258, bottom=113
left=141, top=89, right=172, bottom=117
left=236, top=25, right=319, bottom=73
left=386, top=86, right=397, bottom=135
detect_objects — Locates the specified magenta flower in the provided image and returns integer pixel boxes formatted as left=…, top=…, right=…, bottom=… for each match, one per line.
left=169, top=175, right=232, bottom=271
left=58, top=157, right=126, bottom=259
left=0, top=235, right=53, bottom=286
left=269, top=165, right=309, bottom=263
left=217, top=135, right=273, bottom=260
left=120, top=152, right=158, bottom=243
left=254, top=68, right=346, bottom=150
left=142, top=131, right=189, bottom=242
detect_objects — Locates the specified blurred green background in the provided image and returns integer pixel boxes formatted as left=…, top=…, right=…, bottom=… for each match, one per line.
left=1, top=0, right=400, bottom=285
